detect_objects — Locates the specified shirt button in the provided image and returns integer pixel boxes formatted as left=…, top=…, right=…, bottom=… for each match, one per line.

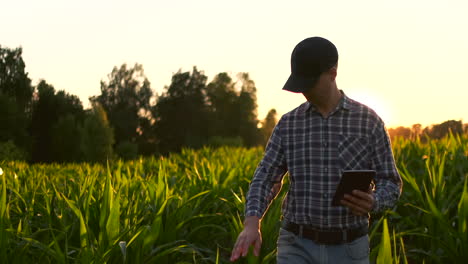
left=323, top=141, right=328, bottom=147
left=324, top=167, right=328, bottom=173
left=323, top=193, right=328, bottom=198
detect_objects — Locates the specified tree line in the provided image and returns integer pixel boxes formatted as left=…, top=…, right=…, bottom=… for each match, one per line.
left=387, top=120, right=467, bottom=141
left=1, top=45, right=465, bottom=163
left=0, top=45, right=278, bottom=163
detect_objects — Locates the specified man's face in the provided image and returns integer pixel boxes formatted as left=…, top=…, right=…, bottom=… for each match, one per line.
left=302, top=67, right=337, bottom=98
left=302, top=73, right=327, bottom=95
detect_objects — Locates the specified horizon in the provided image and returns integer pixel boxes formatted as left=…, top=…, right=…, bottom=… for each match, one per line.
left=2, top=0, right=467, bottom=129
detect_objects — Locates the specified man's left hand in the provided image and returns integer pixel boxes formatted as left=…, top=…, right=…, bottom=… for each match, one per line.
left=340, top=187, right=374, bottom=216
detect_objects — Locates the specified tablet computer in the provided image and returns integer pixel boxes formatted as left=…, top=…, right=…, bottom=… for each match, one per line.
left=331, top=170, right=375, bottom=206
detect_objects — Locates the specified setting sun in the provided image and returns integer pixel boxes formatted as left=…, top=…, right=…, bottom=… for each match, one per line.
left=346, top=91, right=392, bottom=127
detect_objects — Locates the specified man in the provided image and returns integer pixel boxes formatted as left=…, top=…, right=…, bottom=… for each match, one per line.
left=230, top=37, right=402, bottom=263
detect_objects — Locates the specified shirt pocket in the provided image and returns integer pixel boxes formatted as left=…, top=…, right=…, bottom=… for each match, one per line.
left=337, top=134, right=372, bottom=170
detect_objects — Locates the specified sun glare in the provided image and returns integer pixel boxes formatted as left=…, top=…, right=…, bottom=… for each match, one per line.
left=348, top=92, right=392, bottom=126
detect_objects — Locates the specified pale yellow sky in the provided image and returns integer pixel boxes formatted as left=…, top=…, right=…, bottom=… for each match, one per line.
left=2, top=0, right=467, bottom=128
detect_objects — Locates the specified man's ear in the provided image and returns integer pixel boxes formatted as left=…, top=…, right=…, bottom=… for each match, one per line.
left=329, top=66, right=338, bottom=81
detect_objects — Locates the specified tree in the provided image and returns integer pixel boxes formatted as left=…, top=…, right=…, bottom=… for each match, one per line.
left=206, top=72, right=239, bottom=138
left=0, top=140, right=27, bottom=161
left=153, top=69, right=263, bottom=153
left=90, top=63, right=154, bottom=154
left=0, top=46, right=33, bottom=113
left=260, top=109, right=278, bottom=146
left=80, top=103, right=114, bottom=163
left=31, top=80, right=85, bottom=163
left=0, top=95, right=20, bottom=142
left=427, top=120, right=463, bottom=139
left=51, top=114, right=82, bottom=162
left=0, top=94, right=30, bottom=155
left=206, top=72, right=262, bottom=147
left=115, top=141, right=138, bottom=160
left=236, top=73, right=261, bottom=147
left=153, top=67, right=210, bottom=153
left=388, top=126, right=411, bottom=140
left=0, top=46, right=33, bottom=153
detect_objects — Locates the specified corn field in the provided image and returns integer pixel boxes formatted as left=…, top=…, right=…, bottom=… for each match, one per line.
left=0, top=134, right=467, bottom=263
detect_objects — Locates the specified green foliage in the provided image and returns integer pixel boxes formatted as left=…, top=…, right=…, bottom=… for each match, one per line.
left=372, top=133, right=468, bottom=263
left=91, top=63, right=154, bottom=154
left=388, top=120, right=466, bottom=141
left=206, top=73, right=241, bottom=139
left=80, top=103, right=114, bottom=163
left=2, top=44, right=466, bottom=164
left=426, top=120, right=464, bottom=139
left=0, top=141, right=27, bottom=161
left=115, top=141, right=139, bottom=160
left=0, top=45, right=33, bottom=112
left=0, top=94, right=29, bottom=148
left=31, top=80, right=85, bottom=163
left=0, top=147, right=263, bottom=263
left=0, top=46, right=33, bottom=152
left=51, top=114, right=83, bottom=162
left=236, top=73, right=261, bottom=147
left=376, top=218, right=392, bottom=264
left=0, top=135, right=467, bottom=263
left=260, top=109, right=277, bottom=147
left=154, top=67, right=211, bottom=153
left=154, top=69, right=262, bottom=154
left=207, top=136, right=243, bottom=148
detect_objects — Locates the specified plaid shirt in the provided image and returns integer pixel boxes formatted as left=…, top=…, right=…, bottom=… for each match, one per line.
left=245, top=92, right=402, bottom=229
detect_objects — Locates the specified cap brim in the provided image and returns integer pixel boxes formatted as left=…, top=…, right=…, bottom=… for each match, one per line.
left=282, top=74, right=318, bottom=93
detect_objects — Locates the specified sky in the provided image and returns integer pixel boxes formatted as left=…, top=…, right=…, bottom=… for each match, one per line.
left=1, top=0, right=467, bottom=128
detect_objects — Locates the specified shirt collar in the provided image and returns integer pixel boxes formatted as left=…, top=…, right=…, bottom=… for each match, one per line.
left=302, top=90, right=356, bottom=114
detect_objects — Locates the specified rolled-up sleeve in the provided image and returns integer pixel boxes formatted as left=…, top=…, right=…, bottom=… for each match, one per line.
left=245, top=119, right=288, bottom=218
left=371, top=122, right=403, bottom=212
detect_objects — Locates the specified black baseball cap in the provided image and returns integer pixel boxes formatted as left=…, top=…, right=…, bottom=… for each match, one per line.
left=282, top=37, right=338, bottom=93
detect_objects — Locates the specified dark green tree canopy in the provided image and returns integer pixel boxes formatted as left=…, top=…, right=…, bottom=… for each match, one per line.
left=206, top=72, right=238, bottom=137
left=234, top=73, right=260, bottom=147
left=31, top=80, right=85, bottom=163
left=153, top=67, right=210, bottom=153
left=51, top=114, right=82, bottom=162
left=80, top=102, right=114, bottom=163
left=426, top=120, right=463, bottom=139
left=2, top=45, right=467, bottom=163
left=261, top=108, right=278, bottom=146
left=91, top=63, right=154, bottom=148
left=153, top=68, right=262, bottom=153
left=0, top=46, right=33, bottom=111
left=0, top=45, right=34, bottom=154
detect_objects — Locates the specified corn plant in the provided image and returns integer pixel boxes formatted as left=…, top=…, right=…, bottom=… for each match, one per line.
left=0, top=134, right=466, bottom=263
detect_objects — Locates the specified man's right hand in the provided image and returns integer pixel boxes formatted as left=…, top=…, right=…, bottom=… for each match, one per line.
left=230, top=216, right=262, bottom=262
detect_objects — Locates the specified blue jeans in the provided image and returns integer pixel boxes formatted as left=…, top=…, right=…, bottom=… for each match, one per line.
left=277, top=227, right=370, bottom=264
